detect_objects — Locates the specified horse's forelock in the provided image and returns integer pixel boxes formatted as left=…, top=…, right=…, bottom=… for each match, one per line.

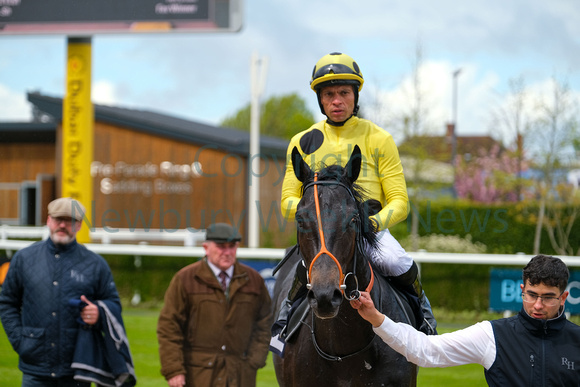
left=305, top=164, right=379, bottom=252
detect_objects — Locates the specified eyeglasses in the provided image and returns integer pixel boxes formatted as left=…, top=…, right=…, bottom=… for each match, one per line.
left=521, top=291, right=563, bottom=306
left=51, top=216, right=73, bottom=225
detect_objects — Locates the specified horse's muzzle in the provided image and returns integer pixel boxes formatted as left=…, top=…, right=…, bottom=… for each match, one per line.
left=307, top=286, right=343, bottom=319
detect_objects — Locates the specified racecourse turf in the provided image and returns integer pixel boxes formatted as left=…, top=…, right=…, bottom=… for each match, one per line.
left=0, top=308, right=490, bottom=386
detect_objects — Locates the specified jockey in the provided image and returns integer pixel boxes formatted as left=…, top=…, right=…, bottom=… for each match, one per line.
left=272, top=53, right=437, bottom=349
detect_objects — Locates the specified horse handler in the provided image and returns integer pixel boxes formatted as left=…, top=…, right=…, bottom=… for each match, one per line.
left=351, top=254, right=580, bottom=386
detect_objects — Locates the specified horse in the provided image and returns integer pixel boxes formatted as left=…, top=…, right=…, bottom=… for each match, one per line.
left=272, top=145, right=418, bottom=387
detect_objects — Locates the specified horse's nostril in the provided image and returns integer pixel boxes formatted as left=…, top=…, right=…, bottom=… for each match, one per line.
left=332, top=289, right=343, bottom=307
left=307, top=291, right=318, bottom=307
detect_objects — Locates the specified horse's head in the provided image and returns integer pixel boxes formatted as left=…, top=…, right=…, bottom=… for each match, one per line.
left=292, top=145, right=378, bottom=319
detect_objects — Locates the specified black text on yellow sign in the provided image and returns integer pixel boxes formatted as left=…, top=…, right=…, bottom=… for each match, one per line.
left=63, top=37, right=93, bottom=243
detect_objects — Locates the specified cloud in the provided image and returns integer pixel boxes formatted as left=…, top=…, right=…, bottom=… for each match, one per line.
left=0, top=0, right=578, bottom=140
left=0, top=85, right=31, bottom=121
left=362, top=60, right=499, bottom=141
left=91, top=80, right=118, bottom=106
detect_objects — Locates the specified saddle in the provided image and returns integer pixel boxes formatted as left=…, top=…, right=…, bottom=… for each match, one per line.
left=282, top=294, right=310, bottom=342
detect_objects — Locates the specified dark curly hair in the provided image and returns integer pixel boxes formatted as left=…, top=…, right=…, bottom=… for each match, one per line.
left=523, top=255, right=569, bottom=292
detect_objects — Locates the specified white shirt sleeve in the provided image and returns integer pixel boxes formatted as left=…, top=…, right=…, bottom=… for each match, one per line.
left=373, top=316, right=496, bottom=369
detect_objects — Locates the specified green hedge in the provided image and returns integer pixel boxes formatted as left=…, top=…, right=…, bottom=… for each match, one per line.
left=105, top=255, right=196, bottom=306
left=388, top=199, right=580, bottom=311
left=390, top=199, right=580, bottom=255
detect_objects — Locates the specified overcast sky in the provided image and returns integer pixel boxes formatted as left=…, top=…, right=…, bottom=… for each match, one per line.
left=1, top=0, right=579, bottom=146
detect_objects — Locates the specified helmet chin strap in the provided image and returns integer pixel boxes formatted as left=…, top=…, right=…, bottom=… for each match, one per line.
left=325, top=111, right=357, bottom=127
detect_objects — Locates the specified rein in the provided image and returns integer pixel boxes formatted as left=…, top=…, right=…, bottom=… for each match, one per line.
left=303, top=173, right=374, bottom=300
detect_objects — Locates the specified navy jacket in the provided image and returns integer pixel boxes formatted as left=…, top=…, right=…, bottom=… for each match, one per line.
left=0, top=238, right=120, bottom=378
left=486, top=308, right=580, bottom=386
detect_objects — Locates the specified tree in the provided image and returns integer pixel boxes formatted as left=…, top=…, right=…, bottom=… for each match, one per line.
left=528, top=77, right=579, bottom=254
left=489, top=76, right=533, bottom=201
left=220, top=93, right=315, bottom=140
left=543, top=183, right=580, bottom=256
left=454, top=144, right=531, bottom=203
left=387, top=41, right=442, bottom=250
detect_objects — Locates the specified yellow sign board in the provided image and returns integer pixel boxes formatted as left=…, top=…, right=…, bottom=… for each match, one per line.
left=62, top=37, right=93, bottom=243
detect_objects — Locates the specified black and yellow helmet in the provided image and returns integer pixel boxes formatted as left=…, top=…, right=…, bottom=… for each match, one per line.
left=310, top=52, right=364, bottom=92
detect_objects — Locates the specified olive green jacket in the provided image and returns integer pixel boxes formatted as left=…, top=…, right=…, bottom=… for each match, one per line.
left=157, top=259, right=272, bottom=387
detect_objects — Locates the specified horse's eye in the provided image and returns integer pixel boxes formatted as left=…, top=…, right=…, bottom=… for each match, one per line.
left=348, top=214, right=360, bottom=229
left=296, top=215, right=306, bottom=229
left=295, top=209, right=306, bottom=222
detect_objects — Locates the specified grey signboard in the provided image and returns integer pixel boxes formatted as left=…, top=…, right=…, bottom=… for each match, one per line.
left=0, top=0, right=242, bottom=34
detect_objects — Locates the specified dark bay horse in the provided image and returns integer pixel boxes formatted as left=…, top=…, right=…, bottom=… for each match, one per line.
left=272, top=145, right=418, bottom=387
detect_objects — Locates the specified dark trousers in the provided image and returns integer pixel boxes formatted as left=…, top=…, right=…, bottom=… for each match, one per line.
left=22, top=373, right=91, bottom=387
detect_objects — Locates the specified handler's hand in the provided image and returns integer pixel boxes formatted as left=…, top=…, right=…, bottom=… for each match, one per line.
left=350, top=291, right=385, bottom=328
left=80, top=295, right=99, bottom=326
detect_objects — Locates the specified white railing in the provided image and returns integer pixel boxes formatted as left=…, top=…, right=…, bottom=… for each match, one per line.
left=1, top=236, right=580, bottom=266
left=0, top=225, right=206, bottom=247
left=91, top=228, right=206, bottom=247
left=0, top=225, right=49, bottom=241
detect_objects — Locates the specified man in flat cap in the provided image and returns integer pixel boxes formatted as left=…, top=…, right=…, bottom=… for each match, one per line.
left=157, top=223, right=272, bottom=387
left=0, top=197, right=133, bottom=386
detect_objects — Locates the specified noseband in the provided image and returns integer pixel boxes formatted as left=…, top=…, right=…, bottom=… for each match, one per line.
left=303, top=173, right=374, bottom=300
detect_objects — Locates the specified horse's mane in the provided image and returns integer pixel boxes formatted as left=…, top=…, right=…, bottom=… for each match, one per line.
left=301, top=163, right=380, bottom=254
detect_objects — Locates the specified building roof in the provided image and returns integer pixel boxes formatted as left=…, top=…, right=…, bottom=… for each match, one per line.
left=7, top=92, right=289, bottom=158
left=0, top=122, right=57, bottom=143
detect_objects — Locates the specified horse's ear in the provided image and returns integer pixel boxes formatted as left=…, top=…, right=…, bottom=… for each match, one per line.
left=291, top=146, right=311, bottom=183
left=344, top=145, right=362, bottom=183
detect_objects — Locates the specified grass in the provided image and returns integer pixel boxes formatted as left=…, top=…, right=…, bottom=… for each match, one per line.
left=0, top=307, right=533, bottom=386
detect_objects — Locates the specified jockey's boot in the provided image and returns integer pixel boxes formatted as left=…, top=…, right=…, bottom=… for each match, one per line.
left=413, top=276, right=438, bottom=335
left=271, top=262, right=308, bottom=338
left=392, top=262, right=437, bottom=335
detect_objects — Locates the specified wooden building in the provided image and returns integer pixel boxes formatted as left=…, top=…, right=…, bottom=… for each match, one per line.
left=0, top=92, right=292, bottom=246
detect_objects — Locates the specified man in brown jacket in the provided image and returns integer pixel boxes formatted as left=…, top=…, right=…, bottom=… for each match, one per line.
left=157, top=223, right=272, bottom=387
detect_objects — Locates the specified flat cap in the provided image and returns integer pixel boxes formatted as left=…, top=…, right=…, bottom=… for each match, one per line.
left=205, top=223, right=241, bottom=243
left=48, top=197, right=86, bottom=221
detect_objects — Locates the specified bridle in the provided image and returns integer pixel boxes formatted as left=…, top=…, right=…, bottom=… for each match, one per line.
left=300, top=172, right=377, bottom=361
left=302, top=173, right=374, bottom=301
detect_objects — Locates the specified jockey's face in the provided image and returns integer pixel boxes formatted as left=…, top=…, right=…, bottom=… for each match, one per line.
left=320, top=85, right=355, bottom=123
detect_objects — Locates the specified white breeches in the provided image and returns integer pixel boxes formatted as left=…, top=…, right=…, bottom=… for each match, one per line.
left=366, top=228, right=413, bottom=277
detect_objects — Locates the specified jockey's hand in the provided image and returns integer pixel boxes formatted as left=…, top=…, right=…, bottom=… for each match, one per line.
left=350, top=291, right=385, bottom=328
